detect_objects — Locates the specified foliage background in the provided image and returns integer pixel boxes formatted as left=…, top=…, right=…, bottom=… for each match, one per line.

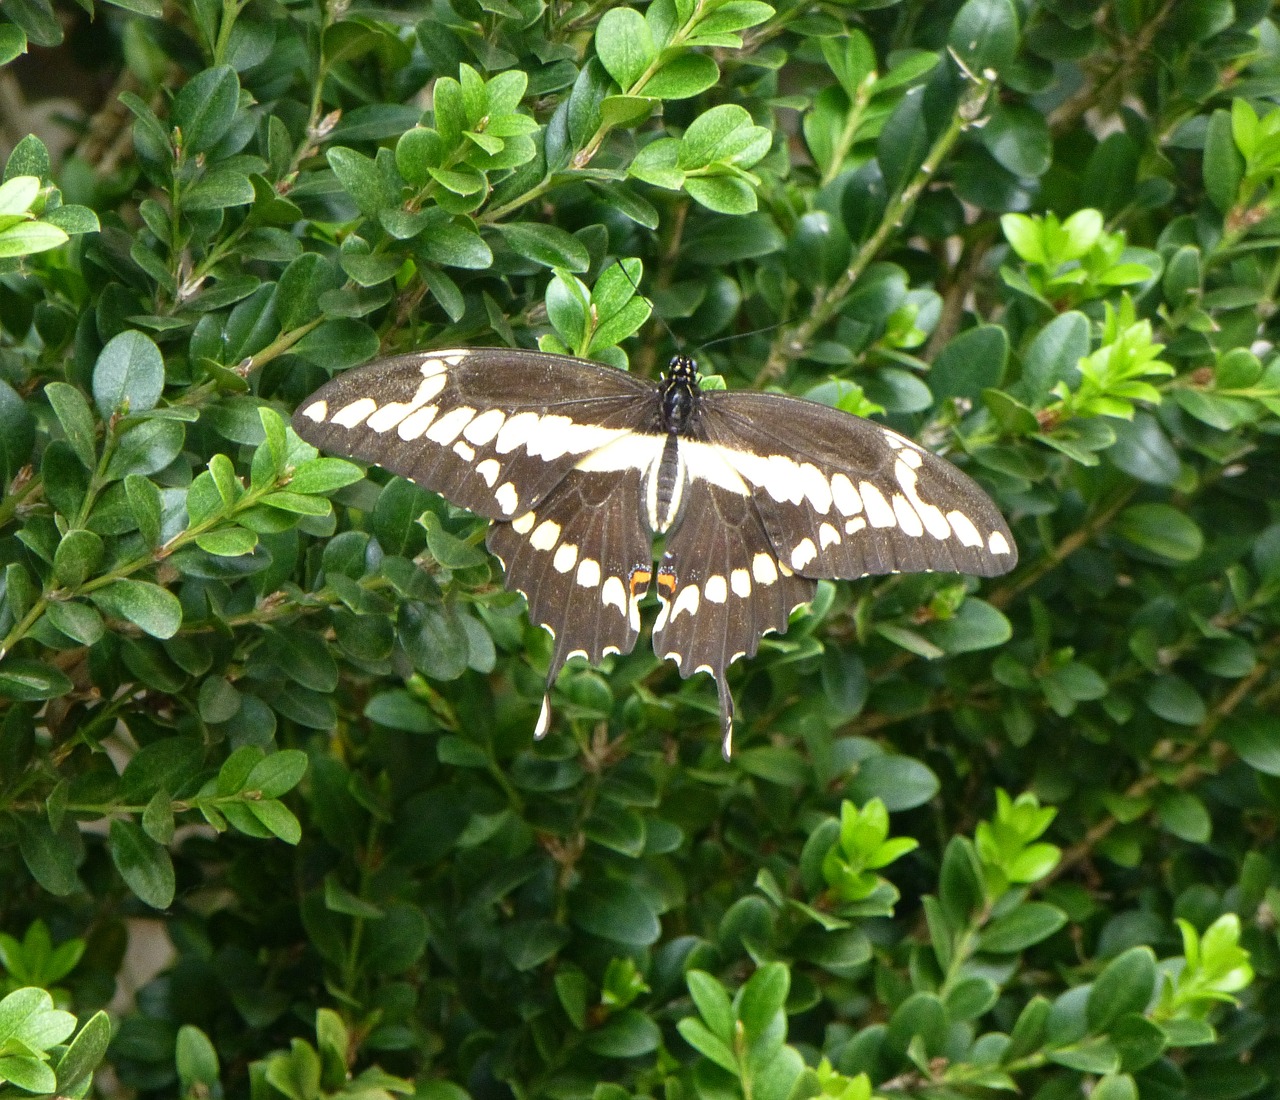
left=0, top=0, right=1278, bottom=1098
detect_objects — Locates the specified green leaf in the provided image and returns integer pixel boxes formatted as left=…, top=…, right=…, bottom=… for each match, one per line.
left=288, top=457, right=365, bottom=495
left=244, top=749, right=309, bottom=797
left=1226, top=716, right=1280, bottom=776
left=0, top=659, right=73, bottom=701
left=52, top=529, right=103, bottom=588
left=596, top=7, right=655, bottom=89
left=931, top=325, right=1008, bottom=401
left=45, top=382, right=96, bottom=470
left=249, top=799, right=303, bottom=843
left=846, top=754, right=939, bottom=812
left=1114, top=504, right=1203, bottom=562
left=45, top=600, right=104, bottom=646
left=1203, top=108, right=1240, bottom=214
left=570, top=879, right=661, bottom=945
left=16, top=814, right=80, bottom=895
left=92, top=330, right=165, bottom=417
left=55, top=1010, right=111, bottom=1095
left=109, top=818, right=175, bottom=908
left=737, top=962, right=789, bottom=1041
left=949, top=0, right=1019, bottom=71
left=90, top=579, right=183, bottom=638
left=172, top=66, right=240, bottom=155
left=642, top=52, right=719, bottom=99
left=184, top=168, right=255, bottom=211
left=926, top=599, right=1011, bottom=654
left=687, top=970, right=735, bottom=1042
left=496, top=222, right=590, bottom=272
left=0, top=220, right=67, bottom=257
left=1088, top=947, right=1157, bottom=1030
left=0, top=379, right=34, bottom=486
left=328, top=146, right=395, bottom=216
left=978, top=901, right=1067, bottom=953
left=684, top=175, right=757, bottom=214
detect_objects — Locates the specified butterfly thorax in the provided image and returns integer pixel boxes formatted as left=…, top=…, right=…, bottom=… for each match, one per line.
left=658, top=355, right=701, bottom=434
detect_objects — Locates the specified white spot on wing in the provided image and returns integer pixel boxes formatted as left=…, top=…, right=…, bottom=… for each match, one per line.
left=476, top=458, right=500, bottom=486
left=419, top=357, right=448, bottom=376
left=819, top=522, right=841, bottom=548
left=892, top=494, right=924, bottom=537
left=535, top=693, right=551, bottom=738
left=704, top=575, right=728, bottom=603
left=303, top=400, right=327, bottom=422
left=496, top=412, right=540, bottom=454
left=601, top=576, right=627, bottom=614
left=565, top=648, right=589, bottom=663
left=895, top=460, right=950, bottom=539
left=680, top=441, right=750, bottom=496
left=495, top=482, right=519, bottom=515
left=845, top=517, right=868, bottom=535
left=730, top=569, right=751, bottom=597
left=899, top=448, right=923, bottom=469
left=831, top=473, right=862, bottom=515
left=574, top=433, right=665, bottom=473
left=752, top=553, right=778, bottom=585
left=790, top=537, right=817, bottom=570
left=799, top=463, right=832, bottom=513
left=947, top=511, right=983, bottom=547
left=425, top=406, right=475, bottom=444
left=989, top=531, right=1012, bottom=555
left=332, top=398, right=377, bottom=428
left=512, top=511, right=536, bottom=535
left=397, top=405, right=439, bottom=440
left=671, top=585, right=700, bottom=621
left=553, top=543, right=578, bottom=573
left=530, top=520, right=560, bottom=551
left=453, top=441, right=476, bottom=462
left=860, top=482, right=896, bottom=528
left=576, top=558, right=601, bottom=587
left=463, top=408, right=505, bottom=445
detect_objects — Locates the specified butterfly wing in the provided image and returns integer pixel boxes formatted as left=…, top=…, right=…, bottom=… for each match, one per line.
left=650, top=478, right=816, bottom=757
left=694, top=391, right=1017, bottom=580
left=487, top=467, right=654, bottom=737
left=292, top=348, right=657, bottom=522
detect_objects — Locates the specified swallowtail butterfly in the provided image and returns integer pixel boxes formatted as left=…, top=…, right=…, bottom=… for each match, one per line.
left=294, top=348, right=1017, bottom=756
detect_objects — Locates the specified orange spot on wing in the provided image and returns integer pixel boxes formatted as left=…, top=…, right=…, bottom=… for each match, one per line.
left=656, top=568, right=677, bottom=597
left=629, top=568, right=652, bottom=596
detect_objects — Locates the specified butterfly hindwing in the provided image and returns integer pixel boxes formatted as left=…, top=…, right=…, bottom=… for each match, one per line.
left=487, top=468, right=653, bottom=734
left=696, top=391, right=1017, bottom=581
left=651, top=479, right=816, bottom=755
left=292, top=349, right=656, bottom=522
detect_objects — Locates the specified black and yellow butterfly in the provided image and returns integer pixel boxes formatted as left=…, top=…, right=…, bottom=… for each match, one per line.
left=294, top=348, right=1016, bottom=756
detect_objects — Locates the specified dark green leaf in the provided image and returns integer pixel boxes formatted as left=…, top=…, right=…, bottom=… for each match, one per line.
left=109, top=818, right=175, bottom=909
left=172, top=66, right=240, bottom=155
left=90, top=579, right=183, bottom=638
left=92, top=330, right=165, bottom=417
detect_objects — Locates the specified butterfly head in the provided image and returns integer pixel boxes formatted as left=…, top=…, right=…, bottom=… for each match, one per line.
left=660, top=355, right=701, bottom=433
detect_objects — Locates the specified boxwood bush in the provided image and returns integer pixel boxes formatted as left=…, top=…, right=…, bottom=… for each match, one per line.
left=1, top=1, right=1278, bottom=1098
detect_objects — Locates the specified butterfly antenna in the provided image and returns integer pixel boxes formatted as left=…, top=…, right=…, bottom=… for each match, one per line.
left=611, top=256, right=684, bottom=356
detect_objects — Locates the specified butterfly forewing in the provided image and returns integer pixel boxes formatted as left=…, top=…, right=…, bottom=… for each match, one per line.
left=292, top=349, right=656, bottom=523
left=696, top=391, right=1017, bottom=581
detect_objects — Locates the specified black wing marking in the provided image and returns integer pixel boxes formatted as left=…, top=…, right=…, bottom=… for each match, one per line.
left=486, top=468, right=654, bottom=740
left=694, top=391, right=1018, bottom=580
left=291, top=348, right=657, bottom=521
left=650, top=479, right=816, bottom=758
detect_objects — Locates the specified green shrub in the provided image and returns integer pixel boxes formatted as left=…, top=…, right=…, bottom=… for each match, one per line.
left=1, top=1, right=1279, bottom=1098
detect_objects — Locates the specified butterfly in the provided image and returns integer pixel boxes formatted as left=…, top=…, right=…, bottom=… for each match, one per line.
left=293, top=348, right=1017, bottom=757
